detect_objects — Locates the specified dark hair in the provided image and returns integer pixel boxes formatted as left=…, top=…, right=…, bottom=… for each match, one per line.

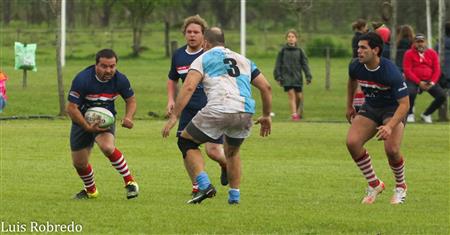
left=204, top=27, right=225, bottom=46
left=358, top=32, right=384, bottom=56
left=371, top=21, right=384, bottom=30
left=352, top=19, right=367, bottom=31
left=95, top=49, right=118, bottom=64
left=446, top=22, right=450, bottom=37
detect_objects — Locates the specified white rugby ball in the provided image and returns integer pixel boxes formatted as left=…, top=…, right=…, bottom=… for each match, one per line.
left=84, top=107, right=115, bottom=128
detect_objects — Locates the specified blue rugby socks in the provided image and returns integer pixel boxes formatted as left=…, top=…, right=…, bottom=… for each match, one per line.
left=196, top=172, right=211, bottom=190
left=228, top=188, right=240, bottom=203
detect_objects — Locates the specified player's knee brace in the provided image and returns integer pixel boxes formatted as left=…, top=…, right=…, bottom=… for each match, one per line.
left=177, top=137, right=200, bottom=159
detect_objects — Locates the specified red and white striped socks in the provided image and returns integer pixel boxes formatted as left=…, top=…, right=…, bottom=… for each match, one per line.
left=107, top=148, right=134, bottom=184
left=76, top=164, right=96, bottom=193
left=354, top=150, right=380, bottom=188
left=390, top=157, right=406, bottom=189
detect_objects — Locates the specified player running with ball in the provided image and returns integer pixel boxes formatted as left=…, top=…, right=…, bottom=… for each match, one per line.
left=66, top=49, right=139, bottom=200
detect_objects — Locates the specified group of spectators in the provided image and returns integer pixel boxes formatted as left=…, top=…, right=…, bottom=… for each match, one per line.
left=352, top=19, right=450, bottom=123
left=274, top=19, right=450, bottom=123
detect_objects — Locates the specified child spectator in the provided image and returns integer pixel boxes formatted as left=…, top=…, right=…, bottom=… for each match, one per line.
left=0, top=70, right=8, bottom=112
left=274, top=29, right=312, bottom=121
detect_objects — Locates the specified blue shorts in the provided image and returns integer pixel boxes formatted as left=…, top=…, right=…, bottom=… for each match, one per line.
left=178, top=107, right=223, bottom=144
left=70, top=123, right=115, bottom=151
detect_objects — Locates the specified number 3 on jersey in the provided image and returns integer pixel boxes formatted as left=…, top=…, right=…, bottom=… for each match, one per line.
left=223, top=58, right=240, bottom=77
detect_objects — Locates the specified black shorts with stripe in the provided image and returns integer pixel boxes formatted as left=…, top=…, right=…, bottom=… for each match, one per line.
left=357, top=103, right=405, bottom=126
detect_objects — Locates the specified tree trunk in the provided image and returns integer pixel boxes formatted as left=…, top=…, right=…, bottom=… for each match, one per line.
left=296, top=12, right=302, bottom=35
left=182, top=0, right=201, bottom=16
left=101, top=0, right=115, bottom=27
left=30, top=0, right=41, bottom=24
left=211, top=0, right=232, bottom=28
left=2, top=0, right=11, bottom=25
left=414, top=2, right=426, bottom=33
left=164, top=19, right=170, bottom=58
left=132, top=27, right=142, bottom=57
left=67, top=0, right=76, bottom=28
left=390, top=0, right=397, bottom=62
left=46, top=3, right=53, bottom=27
left=170, top=41, right=178, bottom=57
left=85, top=2, right=94, bottom=26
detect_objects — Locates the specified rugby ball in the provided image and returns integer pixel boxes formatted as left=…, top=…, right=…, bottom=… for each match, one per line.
left=84, top=107, right=115, bottom=128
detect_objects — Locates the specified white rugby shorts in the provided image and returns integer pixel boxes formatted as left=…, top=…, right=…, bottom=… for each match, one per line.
left=191, top=106, right=253, bottom=140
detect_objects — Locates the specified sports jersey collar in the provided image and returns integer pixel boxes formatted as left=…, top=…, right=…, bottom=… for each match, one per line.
left=185, top=47, right=203, bottom=55
left=95, top=74, right=110, bottom=83
left=364, top=64, right=380, bottom=72
left=212, top=46, right=225, bottom=50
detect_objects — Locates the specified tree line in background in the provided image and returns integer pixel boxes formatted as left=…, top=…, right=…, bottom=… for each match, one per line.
left=1, top=0, right=447, bottom=58
left=1, top=0, right=447, bottom=33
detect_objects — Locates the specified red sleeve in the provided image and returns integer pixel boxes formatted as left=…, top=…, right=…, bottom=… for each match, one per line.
left=403, top=50, right=421, bottom=85
left=429, top=50, right=441, bottom=84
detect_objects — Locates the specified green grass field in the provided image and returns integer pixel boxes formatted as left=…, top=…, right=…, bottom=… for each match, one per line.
left=0, top=120, right=448, bottom=234
left=0, top=30, right=449, bottom=233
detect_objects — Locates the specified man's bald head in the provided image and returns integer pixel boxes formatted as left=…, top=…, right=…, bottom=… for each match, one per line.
left=204, top=27, right=225, bottom=47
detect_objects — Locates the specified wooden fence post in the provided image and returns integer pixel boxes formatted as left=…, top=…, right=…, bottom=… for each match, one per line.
left=325, top=47, right=331, bottom=90
left=22, top=69, right=27, bottom=88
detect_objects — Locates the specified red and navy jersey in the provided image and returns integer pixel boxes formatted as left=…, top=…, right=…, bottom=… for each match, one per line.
left=349, top=57, right=408, bottom=108
left=168, top=45, right=207, bottom=110
left=68, top=65, right=134, bottom=115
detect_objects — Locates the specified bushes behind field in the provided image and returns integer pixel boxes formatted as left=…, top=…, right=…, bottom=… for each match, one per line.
left=306, top=37, right=350, bottom=58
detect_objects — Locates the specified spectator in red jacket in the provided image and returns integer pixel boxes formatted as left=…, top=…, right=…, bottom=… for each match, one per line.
left=403, top=33, right=446, bottom=123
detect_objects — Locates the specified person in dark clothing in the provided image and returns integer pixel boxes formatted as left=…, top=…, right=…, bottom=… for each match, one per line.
left=435, top=22, right=450, bottom=89
left=373, top=22, right=392, bottom=59
left=443, top=22, right=450, bottom=84
left=351, top=19, right=369, bottom=112
left=352, top=19, right=369, bottom=58
left=396, top=25, right=414, bottom=72
left=274, top=29, right=312, bottom=121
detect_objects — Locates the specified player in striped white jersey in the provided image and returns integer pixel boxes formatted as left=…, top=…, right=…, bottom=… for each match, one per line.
left=162, top=27, right=272, bottom=204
